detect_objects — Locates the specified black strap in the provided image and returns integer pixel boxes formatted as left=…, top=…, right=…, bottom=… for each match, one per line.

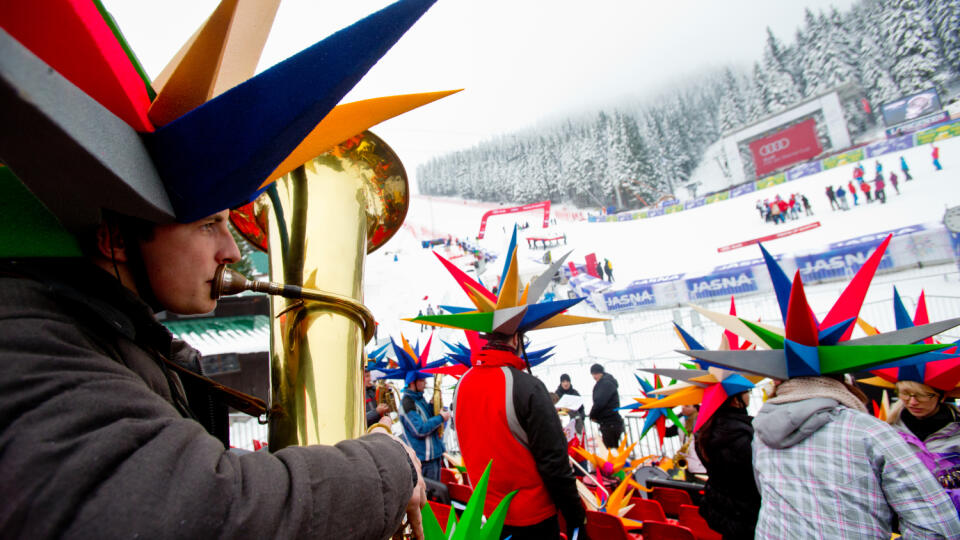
left=161, top=357, right=268, bottom=418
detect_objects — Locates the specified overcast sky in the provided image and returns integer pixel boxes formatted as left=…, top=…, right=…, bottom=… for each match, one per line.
left=104, top=0, right=856, bottom=185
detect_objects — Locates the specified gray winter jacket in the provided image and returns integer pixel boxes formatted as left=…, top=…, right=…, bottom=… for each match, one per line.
left=0, top=261, right=414, bottom=539
left=753, top=397, right=960, bottom=539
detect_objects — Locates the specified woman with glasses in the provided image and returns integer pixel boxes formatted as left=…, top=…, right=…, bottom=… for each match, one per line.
left=888, top=380, right=960, bottom=510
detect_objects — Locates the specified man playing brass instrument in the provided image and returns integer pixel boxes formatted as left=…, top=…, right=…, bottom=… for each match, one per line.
left=0, top=0, right=447, bottom=537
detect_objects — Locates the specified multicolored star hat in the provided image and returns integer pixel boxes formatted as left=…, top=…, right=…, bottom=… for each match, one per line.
left=639, top=366, right=759, bottom=433
left=857, top=287, right=960, bottom=393
left=423, top=330, right=556, bottom=378
left=677, top=237, right=959, bottom=381
left=406, top=226, right=605, bottom=335
left=364, top=342, right=391, bottom=372
left=618, top=373, right=687, bottom=447
left=0, top=0, right=458, bottom=256
left=379, top=334, right=447, bottom=386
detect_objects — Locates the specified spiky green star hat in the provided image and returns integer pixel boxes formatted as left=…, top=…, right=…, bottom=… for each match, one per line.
left=405, top=226, right=605, bottom=335
left=678, top=236, right=958, bottom=380
left=0, top=0, right=457, bottom=257
left=423, top=330, right=556, bottom=378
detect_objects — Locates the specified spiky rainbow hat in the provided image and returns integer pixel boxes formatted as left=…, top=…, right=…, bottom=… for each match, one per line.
left=378, top=334, right=446, bottom=386
left=618, top=373, right=688, bottom=445
left=677, top=236, right=958, bottom=380
left=857, top=287, right=960, bottom=393
left=406, top=227, right=605, bottom=335
left=423, top=330, right=556, bottom=378
left=0, top=0, right=457, bottom=256
left=364, top=342, right=391, bottom=372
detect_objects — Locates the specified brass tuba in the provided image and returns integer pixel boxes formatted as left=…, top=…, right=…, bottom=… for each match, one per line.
left=222, top=130, right=408, bottom=449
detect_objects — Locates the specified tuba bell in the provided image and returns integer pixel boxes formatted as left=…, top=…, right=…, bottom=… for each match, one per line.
left=223, top=130, right=408, bottom=449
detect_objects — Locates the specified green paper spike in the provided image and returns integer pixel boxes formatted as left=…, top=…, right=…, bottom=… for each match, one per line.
left=411, top=312, right=494, bottom=333
left=819, top=343, right=950, bottom=374
left=741, top=319, right=785, bottom=349
left=90, top=0, right=156, bottom=100
left=0, top=167, right=81, bottom=257
left=665, top=408, right=688, bottom=436
left=422, top=461, right=517, bottom=540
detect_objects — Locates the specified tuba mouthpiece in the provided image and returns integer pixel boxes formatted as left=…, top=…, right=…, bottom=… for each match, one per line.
left=211, top=264, right=254, bottom=299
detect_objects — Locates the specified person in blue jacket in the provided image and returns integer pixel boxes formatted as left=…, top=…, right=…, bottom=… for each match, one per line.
left=401, top=375, right=449, bottom=481
left=901, top=156, right=913, bottom=181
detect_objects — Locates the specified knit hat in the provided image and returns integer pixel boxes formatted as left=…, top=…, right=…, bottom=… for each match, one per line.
left=0, top=0, right=455, bottom=256
left=560, top=373, right=571, bottom=383
left=678, top=237, right=957, bottom=380
left=406, top=226, right=604, bottom=335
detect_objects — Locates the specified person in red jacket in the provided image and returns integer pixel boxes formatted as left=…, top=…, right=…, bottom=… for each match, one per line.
left=861, top=180, right=873, bottom=203
left=933, top=144, right=942, bottom=171
left=410, top=230, right=604, bottom=540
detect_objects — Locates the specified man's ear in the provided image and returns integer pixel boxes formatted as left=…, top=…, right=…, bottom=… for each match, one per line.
left=95, top=221, right=129, bottom=263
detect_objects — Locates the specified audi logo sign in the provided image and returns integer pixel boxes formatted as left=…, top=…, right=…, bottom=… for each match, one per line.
left=748, top=118, right=822, bottom=177
left=758, top=138, right=790, bottom=156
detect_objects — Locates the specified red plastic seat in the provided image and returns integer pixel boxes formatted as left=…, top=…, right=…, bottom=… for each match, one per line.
left=642, top=520, right=696, bottom=540
left=677, top=504, right=722, bottom=540
left=446, top=482, right=474, bottom=511
left=650, top=486, right=693, bottom=518
left=439, top=467, right=459, bottom=485
left=427, top=501, right=452, bottom=532
left=584, top=510, right=642, bottom=540
left=624, top=497, right=677, bottom=525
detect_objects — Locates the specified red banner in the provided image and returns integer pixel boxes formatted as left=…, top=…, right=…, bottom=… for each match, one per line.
left=717, top=222, right=821, bottom=252
left=749, top=119, right=822, bottom=177
left=477, top=200, right=551, bottom=239
left=584, top=253, right=599, bottom=278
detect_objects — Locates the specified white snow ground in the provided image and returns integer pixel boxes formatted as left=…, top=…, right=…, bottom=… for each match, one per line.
left=364, top=135, right=960, bottom=419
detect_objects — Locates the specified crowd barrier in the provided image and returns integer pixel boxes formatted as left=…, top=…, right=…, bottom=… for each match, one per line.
left=573, top=223, right=956, bottom=313
left=586, top=118, right=960, bottom=224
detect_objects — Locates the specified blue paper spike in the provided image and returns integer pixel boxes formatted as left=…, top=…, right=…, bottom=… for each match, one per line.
left=640, top=409, right=665, bottom=438
left=899, top=362, right=925, bottom=384
left=617, top=402, right=641, bottom=411
left=760, top=243, right=792, bottom=325
left=499, top=225, right=519, bottom=292
left=784, top=339, right=821, bottom=377
left=892, top=287, right=915, bottom=331
left=147, top=0, right=438, bottom=221
left=818, top=317, right=856, bottom=346
left=516, top=297, right=584, bottom=330
left=719, top=373, right=755, bottom=396
left=439, top=304, right=474, bottom=314
left=634, top=374, right=654, bottom=394
left=673, top=323, right=705, bottom=350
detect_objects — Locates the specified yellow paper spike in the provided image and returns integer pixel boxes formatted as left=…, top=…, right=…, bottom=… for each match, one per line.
left=689, top=374, right=721, bottom=385
left=400, top=334, right=417, bottom=359
left=534, top=313, right=608, bottom=330
left=880, top=389, right=890, bottom=421
left=859, top=376, right=896, bottom=389
left=260, top=90, right=462, bottom=188
left=638, top=386, right=704, bottom=409
left=856, top=317, right=881, bottom=336
left=495, top=247, right=520, bottom=310
left=689, top=304, right=783, bottom=349
left=520, top=282, right=529, bottom=305
left=464, top=282, right=497, bottom=312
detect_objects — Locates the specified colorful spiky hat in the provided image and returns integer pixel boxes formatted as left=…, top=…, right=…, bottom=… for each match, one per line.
left=406, top=226, right=605, bottom=335
left=379, top=334, right=446, bottom=386
left=0, top=0, right=457, bottom=256
left=619, top=373, right=687, bottom=446
left=857, top=287, right=960, bottom=393
left=639, top=367, right=759, bottom=433
left=364, top=342, right=391, bottom=372
left=423, top=330, right=556, bottom=378
left=678, top=236, right=959, bottom=381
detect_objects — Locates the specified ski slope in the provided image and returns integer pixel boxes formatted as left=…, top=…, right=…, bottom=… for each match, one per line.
left=364, top=135, right=960, bottom=408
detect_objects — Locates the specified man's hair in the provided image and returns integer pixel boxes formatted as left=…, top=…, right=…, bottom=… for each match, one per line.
left=78, top=210, right=156, bottom=258
left=560, top=373, right=571, bottom=383
left=590, top=363, right=604, bottom=375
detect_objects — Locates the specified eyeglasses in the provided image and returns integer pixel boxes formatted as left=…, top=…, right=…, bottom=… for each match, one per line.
left=898, top=391, right=939, bottom=402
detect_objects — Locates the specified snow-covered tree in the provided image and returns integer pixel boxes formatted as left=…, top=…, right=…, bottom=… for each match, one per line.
left=885, top=0, right=946, bottom=93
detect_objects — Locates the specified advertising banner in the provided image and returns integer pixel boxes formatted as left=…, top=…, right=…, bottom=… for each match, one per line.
left=685, top=268, right=758, bottom=300
left=730, top=183, right=757, bottom=197
left=786, top=161, right=823, bottom=180
left=823, top=148, right=865, bottom=169
left=886, top=112, right=949, bottom=138
left=828, top=224, right=926, bottom=249
left=665, top=204, right=683, bottom=214
left=685, top=198, right=706, bottom=210
left=601, top=284, right=656, bottom=311
left=717, top=222, right=821, bottom=252
left=796, top=242, right=893, bottom=282
left=755, top=173, right=786, bottom=190
left=705, top=191, right=730, bottom=204
left=866, top=134, right=915, bottom=157
left=713, top=257, right=778, bottom=273
left=647, top=208, right=665, bottom=218
left=916, top=119, right=960, bottom=145
left=881, top=88, right=941, bottom=127
left=628, top=273, right=685, bottom=287
left=477, top=200, right=550, bottom=239
left=749, top=119, right=823, bottom=176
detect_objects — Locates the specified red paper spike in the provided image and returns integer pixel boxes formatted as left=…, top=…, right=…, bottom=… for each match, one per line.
left=419, top=333, right=434, bottom=366
left=655, top=416, right=666, bottom=448
left=432, top=251, right=497, bottom=304
left=786, top=271, right=819, bottom=346
left=821, top=235, right=892, bottom=341
left=914, top=290, right=933, bottom=344
left=1, top=0, right=154, bottom=132
left=923, top=358, right=960, bottom=391
left=871, top=367, right=899, bottom=383
left=725, top=296, right=739, bottom=350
